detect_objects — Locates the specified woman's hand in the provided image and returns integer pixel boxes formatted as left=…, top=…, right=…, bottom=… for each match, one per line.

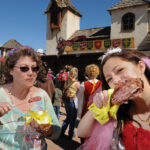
left=30, top=119, right=53, bottom=137
left=0, top=102, right=12, bottom=117
left=93, top=90, right=108, bottom=108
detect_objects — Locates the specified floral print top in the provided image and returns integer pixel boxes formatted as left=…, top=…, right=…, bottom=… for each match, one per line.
left=0, top=86, right=61, bottom=150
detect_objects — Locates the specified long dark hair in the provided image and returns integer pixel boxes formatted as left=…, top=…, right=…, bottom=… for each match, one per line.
left=100, top=49, right=150, bottom=134
left=36, top=61, right=48, bottom=83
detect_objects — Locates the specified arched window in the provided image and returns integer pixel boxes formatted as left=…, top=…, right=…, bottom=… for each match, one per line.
left=122, top=13, right=135, bottom=31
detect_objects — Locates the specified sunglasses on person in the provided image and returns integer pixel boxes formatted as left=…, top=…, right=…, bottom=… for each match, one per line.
left=14, top=66, right=39, bottom=72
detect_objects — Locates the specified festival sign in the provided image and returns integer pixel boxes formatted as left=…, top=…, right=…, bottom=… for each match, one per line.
left=64, top=37, right=134, bottom=52
left=112, top=39, right=121, bottom=48
left=87, top=41, right=93, bottom=50
left=104, top=40, right=111, bottom=49
left=122, top=38, right=132, bottom=48
left=79, top=41, right=87, bottom=50
left=72, top=42, right=79, bottom=51
left=94, top=40, right=102, bottom=49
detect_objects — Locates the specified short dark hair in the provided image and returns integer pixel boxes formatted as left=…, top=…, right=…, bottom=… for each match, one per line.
left=53, top=78, right=61, bottom=89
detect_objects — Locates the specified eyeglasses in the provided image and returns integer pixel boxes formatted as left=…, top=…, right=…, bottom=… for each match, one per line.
left=14, top=66, right=39, bottom=72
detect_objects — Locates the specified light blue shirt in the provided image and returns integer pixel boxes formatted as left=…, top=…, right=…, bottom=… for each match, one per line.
left=0, top=86, right=61, bottom=150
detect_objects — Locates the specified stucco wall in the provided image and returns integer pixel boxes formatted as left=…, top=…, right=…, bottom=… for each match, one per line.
left=111, top=5, right=148, bottom=48
left=46, top=13, right=60, bottom=55
left=46, top=10, right=80, bottom=55
left=61, top=10, right=80, bottom=40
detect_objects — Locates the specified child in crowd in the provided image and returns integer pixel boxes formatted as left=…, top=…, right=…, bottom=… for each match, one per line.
left=52, top=78, right=62, bottom=120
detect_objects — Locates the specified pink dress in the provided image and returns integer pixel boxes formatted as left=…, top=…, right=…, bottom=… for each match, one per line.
left=78, top=119, right=117, bottom=150
left=78, top=86, right=117, bottom=150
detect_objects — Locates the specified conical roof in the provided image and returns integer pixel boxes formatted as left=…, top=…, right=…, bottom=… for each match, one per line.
left=0, top=39, right=22, bottom=50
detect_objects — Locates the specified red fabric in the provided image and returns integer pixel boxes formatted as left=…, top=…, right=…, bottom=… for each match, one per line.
left=0, top=57, right=5, bottom=62
left=81, top=80, right=102, bottom=117
left=57, top=72, right=68, bottom=89
left=57, top=72, right=68, bottom=82
left=122, top=121, right=150, bottom=150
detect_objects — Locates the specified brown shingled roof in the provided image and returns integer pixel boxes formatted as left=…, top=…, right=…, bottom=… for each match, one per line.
left=45, top=0, right=82, bottom=17
left=0, top=39, right=22, bottom=50
left=68, top=26, right=110, bottom=40
left=108, top=0, right=150, bottom=11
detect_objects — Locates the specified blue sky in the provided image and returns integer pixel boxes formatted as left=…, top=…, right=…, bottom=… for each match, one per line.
left=0, top=0, right=120, bottom=51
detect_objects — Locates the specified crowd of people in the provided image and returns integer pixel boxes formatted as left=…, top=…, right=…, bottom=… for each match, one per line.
left=0, top=46, right=150, bottom=149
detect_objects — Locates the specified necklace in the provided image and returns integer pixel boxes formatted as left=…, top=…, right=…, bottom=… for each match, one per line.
left=8, top=84, right=31, bottom=99
left=8, top=84, right=31, bottom=111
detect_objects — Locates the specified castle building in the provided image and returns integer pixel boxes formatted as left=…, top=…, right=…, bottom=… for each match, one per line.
left=43, top=0, right=150, bottom=80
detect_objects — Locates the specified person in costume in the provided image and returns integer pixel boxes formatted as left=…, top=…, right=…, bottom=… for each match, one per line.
left=77, top=48, right=150, bottom=150
left=77, top=64, right=102, bottom=118
left=0, top=47, right=61, bottom=150
left=61, top=67, right=80, bottom=139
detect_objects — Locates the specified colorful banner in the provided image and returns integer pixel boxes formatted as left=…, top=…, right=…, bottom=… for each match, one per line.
left=64, top=37, right=134, bottom=52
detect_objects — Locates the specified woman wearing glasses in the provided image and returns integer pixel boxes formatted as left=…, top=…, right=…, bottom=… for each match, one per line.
left=0, top=47, right=61, bottom=149
left=77, top=48, right=150, bottom=150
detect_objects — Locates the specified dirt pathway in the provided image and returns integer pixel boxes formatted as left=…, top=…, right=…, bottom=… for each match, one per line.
left=46, top=106, right=81, bottom=150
